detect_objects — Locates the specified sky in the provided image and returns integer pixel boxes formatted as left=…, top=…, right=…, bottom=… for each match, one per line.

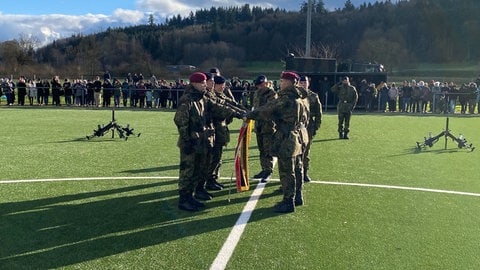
left=0, top=0, right=379, bottom=46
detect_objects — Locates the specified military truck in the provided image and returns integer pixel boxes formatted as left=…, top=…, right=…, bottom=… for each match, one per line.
left=285, top=54, right=388, bottom=110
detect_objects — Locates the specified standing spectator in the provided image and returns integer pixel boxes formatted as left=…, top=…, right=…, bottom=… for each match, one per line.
left=36, top=79, right=43, bottom=105
left=363, top=83, right=376, bottom=112
left=63, top=79, right=73, bottom=106
left=73, top=79, right=85, bottom=106
left=2, top=78, right=15, bottom=106
left=331, top=76, right=358, bottom=139
left=17, top=76, right=27, bottom=106
left=401, top=81, right=412, bottom=113
left=411, top=80, right=421, bottom=113
left=51, top=76, right=62, bottom=106
left=93, top=76, right=102, bottom=107
left=86, top=79, right=95, bottom=106
left=102, top=79, right=114, bottom=107
left=378, top=82, right=389, bottom=112
left=136, top=80, right=147, bottom=108
left=27, top=79, right=37, bottom=106
left=113, top=78, right=121, bottom=107
left=42, top=79, right=50, bottom=105
left=145, top=80, right=153, bottom=108
left=121, top=79, right=129, bottom=107
left=129, top=81, right=138, bottom=107
left=387, top=83, right=398, bottom=112
left=419, top=81, right=431, bottom=113
left=467, top=82, right=477, bottom=114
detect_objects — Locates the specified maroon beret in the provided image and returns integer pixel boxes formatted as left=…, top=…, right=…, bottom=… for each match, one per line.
left=281, top=71, right=299, bottom=82
left=189, top=72, right=207, bottom=83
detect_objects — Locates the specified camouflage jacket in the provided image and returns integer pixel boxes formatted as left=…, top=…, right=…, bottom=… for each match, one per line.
left=253, top=86, right=277, bottom=134
left=247, top=85, right=306, bottom=158
left=306, top=89, right=322, bottom=137
left=174, top=85, right=241, bottom=150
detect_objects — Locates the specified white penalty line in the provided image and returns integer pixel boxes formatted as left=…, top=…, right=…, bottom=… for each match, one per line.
left=209, top=181, right=266, bottom=270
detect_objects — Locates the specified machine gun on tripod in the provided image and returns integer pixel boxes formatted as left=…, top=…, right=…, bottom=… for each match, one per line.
left=86, top=109, right=140, bottom=140
left=416, top=116, right=474, bottom=152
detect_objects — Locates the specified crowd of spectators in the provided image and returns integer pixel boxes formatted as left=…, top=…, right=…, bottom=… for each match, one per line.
left=2, top=72, right=480, bottom=115
left=355, top=78, right=480, bottom=114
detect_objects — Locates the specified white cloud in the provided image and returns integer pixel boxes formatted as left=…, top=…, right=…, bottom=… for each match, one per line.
left=0, top=12, right=148, bottom=47
left=137, top=0, right=195, bottom=17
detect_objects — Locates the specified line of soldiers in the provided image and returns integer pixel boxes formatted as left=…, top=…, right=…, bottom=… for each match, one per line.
left=174, top=71, right=247, bottom=212
left=174, top=70, right=324, bottom=213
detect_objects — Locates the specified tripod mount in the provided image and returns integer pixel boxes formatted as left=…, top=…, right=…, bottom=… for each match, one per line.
left=86, top=109, right=140, bottom=140
left=416, top=116, right=474, bottom=152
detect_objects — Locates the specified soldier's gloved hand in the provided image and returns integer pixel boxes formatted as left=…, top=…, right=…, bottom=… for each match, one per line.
left=182, top=140, right=195, bottom=155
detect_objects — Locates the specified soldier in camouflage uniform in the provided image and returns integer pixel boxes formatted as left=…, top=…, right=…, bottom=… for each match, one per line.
left=252, top=75, right=277, bottom=182
left=298, top=76, right=322, bottom=183
left=174, top=72, right=245, bottom=212
left=331, top=76, right=358, bottom=139
left=207, top=75, right=239, bottom=188
left=246, top=72, right=308, bottom=213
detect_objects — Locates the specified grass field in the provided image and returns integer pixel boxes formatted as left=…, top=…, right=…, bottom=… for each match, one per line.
left=0, top=107, right=479, bottom=269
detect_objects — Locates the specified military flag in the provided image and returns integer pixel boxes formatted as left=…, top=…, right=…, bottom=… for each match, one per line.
left=234, top=119, right=253, bottom=192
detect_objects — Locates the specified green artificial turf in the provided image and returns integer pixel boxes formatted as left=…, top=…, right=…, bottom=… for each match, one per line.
left=0, top=107, right=479, bottom=269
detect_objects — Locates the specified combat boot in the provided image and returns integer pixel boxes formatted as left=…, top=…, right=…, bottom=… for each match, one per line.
left=295, top=191, right=304, bottom=206
left=205, top=180, right=222, bottom=191
left=338, top=132, right=344, bottom=139
left=194, top=186, right=213, bottom=201
left=303, top=169, right=311, bottom=183
left=178, top=192, right=199, bottom=212
left=211, top=176, right=225, bottom=188
left=343, top=131, right=350, bottom=140
left=253, top=170, right=267, bottom=179
left=188, top=194, right=205, bottom=208
left=274, top=198, right=295, bottom=213
left=260, top=171, right=272, bottom=183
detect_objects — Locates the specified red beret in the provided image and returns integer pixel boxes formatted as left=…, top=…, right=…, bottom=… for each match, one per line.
left=189, top=72, right=207, bottom=83
left=281, top=71, right=299, bottom=82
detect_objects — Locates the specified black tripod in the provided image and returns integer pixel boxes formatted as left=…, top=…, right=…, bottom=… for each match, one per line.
left=416, top=115, right=474, bottom=152
left=86, top=109, right=140, bottom=140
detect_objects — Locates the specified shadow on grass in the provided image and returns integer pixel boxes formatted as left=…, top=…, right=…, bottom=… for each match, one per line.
left=0, top=179, right=274, bottom=269
left=387, top=146, right=472, bottom=157
left=120, top=165, right=180, bottom=174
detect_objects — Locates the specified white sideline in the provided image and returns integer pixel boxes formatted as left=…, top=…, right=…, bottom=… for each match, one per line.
left=209, top=181, right=266, bottom=270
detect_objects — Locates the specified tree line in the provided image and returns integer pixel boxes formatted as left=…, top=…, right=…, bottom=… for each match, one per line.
left=1, top=0, right=480, bottom=79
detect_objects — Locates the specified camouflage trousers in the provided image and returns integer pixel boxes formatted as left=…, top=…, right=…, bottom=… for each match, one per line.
left=178, top=146, right=208, bottom=193
left=208, top=142, right=224, bottom=180
left=278, top=155, right=303, bottom=200
left=337, top=111, right=352, bottom=133
left=256, top=132, right=275, bottom=173
left=303, top=135, right=314, bottom=171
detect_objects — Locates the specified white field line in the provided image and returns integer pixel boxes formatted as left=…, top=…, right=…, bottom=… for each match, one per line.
left=209, top=181, right=266, bottom=270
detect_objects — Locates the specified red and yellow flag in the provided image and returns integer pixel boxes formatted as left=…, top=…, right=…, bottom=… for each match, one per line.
left=234, top=119, right=253, bottom=192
